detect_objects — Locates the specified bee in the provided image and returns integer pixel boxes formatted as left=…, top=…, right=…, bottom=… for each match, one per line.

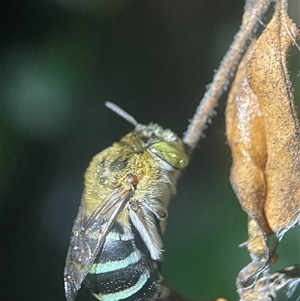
left=64, top=102, right=189, bottom=301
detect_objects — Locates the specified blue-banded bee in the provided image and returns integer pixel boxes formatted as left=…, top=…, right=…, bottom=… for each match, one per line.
left=64, top=102, right=189, bottom=301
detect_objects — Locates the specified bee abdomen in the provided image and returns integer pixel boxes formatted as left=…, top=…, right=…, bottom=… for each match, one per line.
left=86, top=261, right=158, bottom=301
left=84, top=224, right=160, bottom=301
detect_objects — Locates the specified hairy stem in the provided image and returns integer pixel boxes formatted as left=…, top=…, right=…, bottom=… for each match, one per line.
left=183, top=0, right=273, bottom=150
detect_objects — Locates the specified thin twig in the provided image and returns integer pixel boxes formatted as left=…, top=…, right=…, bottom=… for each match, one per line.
left=183, top=0, right=273, bottom=151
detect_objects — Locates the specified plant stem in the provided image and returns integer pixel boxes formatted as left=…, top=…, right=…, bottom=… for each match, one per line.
left=183, top=0, right=273, bottom=151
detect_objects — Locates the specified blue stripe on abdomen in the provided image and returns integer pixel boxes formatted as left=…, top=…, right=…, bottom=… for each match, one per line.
left=93, top=260, right=150, bottom=294
left=90, top=249, right=142, bottom=273
left=84, top=223, right=160, bottom=301
left=91, top=262, right=151, bottom=301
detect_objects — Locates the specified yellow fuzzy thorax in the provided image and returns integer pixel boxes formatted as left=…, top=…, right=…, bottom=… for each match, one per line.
left=82, top=127, right=187, bottom=223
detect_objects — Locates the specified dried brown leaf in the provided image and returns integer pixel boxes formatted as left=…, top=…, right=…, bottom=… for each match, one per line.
left=227, top=2, right=300, bottom=298
left=247, top=1, right=300, bottom=237
left=226, top=42, right=273, bottom=260
left=226, top=50, right=268, bottom=230
left=227, top=0, right=300, bottom=260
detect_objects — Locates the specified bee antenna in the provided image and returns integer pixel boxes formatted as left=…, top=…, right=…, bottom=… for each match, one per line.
left=105, top=102, right=139, bottom=127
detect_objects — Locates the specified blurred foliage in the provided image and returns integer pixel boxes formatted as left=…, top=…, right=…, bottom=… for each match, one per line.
left=2, top=1, right=299, bottom=301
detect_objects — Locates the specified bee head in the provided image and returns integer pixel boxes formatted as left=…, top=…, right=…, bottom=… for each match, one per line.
left=105, top=102, right=188, bottom=170
left=135, top=123, right=189, bottom=169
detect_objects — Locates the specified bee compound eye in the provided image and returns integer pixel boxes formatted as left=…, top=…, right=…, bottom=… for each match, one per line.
left=149, top=141, right=189, bottom=169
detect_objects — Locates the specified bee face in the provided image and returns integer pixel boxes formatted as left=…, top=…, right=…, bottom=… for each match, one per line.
left=122, top=123, right=189, bottom=170
left=64, top=105, right=189, bottom=301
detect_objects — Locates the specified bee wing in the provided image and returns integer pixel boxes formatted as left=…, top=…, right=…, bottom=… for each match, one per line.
left=64, top=186, right=132, bottom=301
left=129, top=201, right=163, bottom=261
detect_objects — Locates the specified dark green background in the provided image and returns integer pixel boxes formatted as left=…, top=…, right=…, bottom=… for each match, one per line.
left=2, top=1, right=299, bottom=301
